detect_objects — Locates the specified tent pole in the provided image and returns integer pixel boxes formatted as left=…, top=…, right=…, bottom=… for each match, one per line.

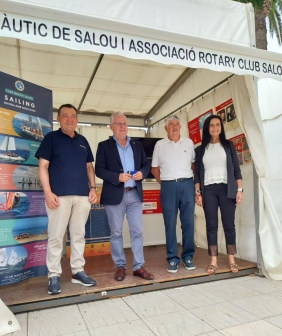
left=252, top=76, right=264, bottom=276
left=77, top=54, right=104, bottom=112
left=253, top=162, right=263, bottom=276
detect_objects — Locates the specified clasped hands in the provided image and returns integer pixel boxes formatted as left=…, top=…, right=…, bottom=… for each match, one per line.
left=119, top=171, right=143, bottom=182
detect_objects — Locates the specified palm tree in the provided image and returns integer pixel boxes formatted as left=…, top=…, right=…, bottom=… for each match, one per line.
left=235, top=0, right=282, bottom=50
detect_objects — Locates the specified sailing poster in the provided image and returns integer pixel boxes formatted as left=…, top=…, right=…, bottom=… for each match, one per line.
left=0, top=71, right=52, bottom=285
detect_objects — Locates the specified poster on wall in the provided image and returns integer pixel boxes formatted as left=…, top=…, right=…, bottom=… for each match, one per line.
left=216, top=98, right=239, bottom=132
left=0, top=71, right=52, bottom=286
left=188, top=109, right=213, bottom=144
left=66, top=186, right=111, bottom=259
left=143, top=190, right=162, bottom=214
left=229, top=133, right=252, bottom=165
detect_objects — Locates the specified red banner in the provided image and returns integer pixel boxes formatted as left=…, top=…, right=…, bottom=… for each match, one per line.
left=142, top=189, right=162, bottom=214
left=188, top=109, right=213, bottom=144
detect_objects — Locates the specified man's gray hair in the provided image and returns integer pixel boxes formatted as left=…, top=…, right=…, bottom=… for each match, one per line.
left=165, top=115, right=180, bottom=125
left=110, top=111, right=127, bottom=124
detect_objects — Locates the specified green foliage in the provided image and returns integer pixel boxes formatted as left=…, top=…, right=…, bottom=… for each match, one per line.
left=268, top=1, right=282, bottom=43
left=236, top=0, right=282, bottom=46
left=235, top=0, right=264, bottom=10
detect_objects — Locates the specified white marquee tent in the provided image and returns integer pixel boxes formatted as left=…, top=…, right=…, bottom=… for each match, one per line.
left=1, top=0, right=282, bottom=280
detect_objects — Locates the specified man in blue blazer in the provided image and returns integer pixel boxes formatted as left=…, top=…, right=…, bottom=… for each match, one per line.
left=95, top=112, right=154, bottom=281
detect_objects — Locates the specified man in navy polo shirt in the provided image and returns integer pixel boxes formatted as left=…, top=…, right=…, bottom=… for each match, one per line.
left=35, top=104, right=97, bottom=295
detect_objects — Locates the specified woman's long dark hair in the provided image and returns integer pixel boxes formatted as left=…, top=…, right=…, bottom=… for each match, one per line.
left=201, top=115, right=229, bottom=149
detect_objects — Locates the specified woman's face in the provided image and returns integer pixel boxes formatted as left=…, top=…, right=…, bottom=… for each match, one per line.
left=209, top=118, right=221, bottom=137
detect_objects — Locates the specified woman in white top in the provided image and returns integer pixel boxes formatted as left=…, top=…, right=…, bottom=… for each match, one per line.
left=194, top=115, right=243, bottom=274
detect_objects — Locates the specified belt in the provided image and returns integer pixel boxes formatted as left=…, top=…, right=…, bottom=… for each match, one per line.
left=161, top=177, right=192, bottom=182
left=124, top=186, right=137, bottom=191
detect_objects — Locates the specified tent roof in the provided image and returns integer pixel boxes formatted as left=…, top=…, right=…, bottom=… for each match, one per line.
left=0, top=36, right=189, bottom=118
left=1, top=0, right=282, bottom=121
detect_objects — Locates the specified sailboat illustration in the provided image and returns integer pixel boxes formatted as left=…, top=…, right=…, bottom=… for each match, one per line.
left=0, top=136, right=25, bottom=162
left=0, top=248, right=8, bottom=269
left=20, top=116, right=44, bottom=141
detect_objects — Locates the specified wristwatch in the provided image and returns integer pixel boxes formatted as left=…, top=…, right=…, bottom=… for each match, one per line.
left=237, top=188, right=243, bottom=192
left=90, top=186, right=97, bottom=189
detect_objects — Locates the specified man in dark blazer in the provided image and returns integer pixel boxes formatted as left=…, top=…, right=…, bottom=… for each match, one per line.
left=95, top=112, right=154, bottom=282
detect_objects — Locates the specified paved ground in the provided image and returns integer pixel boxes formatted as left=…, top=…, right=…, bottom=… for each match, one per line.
left=6, top=274, right=282, bottom=336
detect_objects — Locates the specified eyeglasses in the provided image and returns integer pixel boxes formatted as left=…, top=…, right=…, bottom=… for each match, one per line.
left=112, top=122, right=128, bottom=127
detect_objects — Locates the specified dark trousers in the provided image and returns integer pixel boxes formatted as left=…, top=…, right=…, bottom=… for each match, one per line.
left=160, top=178, right=195, bottom=263
left=203, top=183, right=237, bottom=256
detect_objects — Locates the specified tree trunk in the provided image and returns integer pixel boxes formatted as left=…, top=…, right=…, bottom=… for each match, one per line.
left=255, top=9, right=268, bottom=49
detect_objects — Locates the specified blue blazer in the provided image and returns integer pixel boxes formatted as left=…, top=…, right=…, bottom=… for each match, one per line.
left=95, top=138, right=150, bottom=205
left=194, top=141, right=242, bottom=207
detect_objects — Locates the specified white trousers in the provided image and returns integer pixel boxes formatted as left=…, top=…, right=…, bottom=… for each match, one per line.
left=46, top=196, right=91, bottom=278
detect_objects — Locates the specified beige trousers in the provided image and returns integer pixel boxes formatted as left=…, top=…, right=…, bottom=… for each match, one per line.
left=46, top=196, right=91, bottom=278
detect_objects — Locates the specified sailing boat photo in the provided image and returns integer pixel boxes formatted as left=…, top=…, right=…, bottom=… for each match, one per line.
left=0, top=246, right=27, bottom=273
left=7, top=249, right=20, bottom=266
left=0, top=248, right=8, bottom=270
left=0, top=192, right=21, bottom=218
left=0, top=136, right=25, bottom=162
left=20, top=116, right=44, bottom=141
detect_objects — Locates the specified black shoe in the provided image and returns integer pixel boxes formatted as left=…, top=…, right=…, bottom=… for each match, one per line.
left=183, top=260, right=196, bottom=270
left=167, top=261, right=178, bottom=273
left=48, top=276, right=61, bottom=295
left=71, top=271, right=96, bottom=286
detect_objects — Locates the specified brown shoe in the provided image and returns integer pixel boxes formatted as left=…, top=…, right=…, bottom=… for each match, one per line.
left=133, top=267, right=154, bottom=280
left=114, top=267, right=125, bottom=281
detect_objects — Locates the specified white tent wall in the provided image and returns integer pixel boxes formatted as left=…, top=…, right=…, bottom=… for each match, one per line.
left=149, top=69, right=231, bottom=128
left=149, top=69, right=257, bottom=264
left=257, top=78, right=282, bottom=278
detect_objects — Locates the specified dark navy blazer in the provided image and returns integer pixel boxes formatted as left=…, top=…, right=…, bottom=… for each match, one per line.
left=194, top=141, right=242, bottom=207
left=95, top=138, right=150, bottom=205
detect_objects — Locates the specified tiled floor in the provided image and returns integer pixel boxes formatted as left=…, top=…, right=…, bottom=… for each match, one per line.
left=6, top=275, right=282, bottom=336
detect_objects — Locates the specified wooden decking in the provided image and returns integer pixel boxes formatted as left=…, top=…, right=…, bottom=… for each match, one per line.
left=0, top=246, right=257, bottom=313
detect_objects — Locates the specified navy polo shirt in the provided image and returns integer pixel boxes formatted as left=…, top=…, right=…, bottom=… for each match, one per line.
left=35, top=128, right=94, bottom=196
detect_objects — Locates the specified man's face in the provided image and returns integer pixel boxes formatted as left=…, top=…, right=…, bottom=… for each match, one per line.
left=165, top=119, right=181, bottom=139
left=110, top=115, right=128, bottom=140
left=57, top=107, right=78, bottom=134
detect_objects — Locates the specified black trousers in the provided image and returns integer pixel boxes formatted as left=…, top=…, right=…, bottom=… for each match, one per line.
left=203, top=183, right=237, bottom=256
